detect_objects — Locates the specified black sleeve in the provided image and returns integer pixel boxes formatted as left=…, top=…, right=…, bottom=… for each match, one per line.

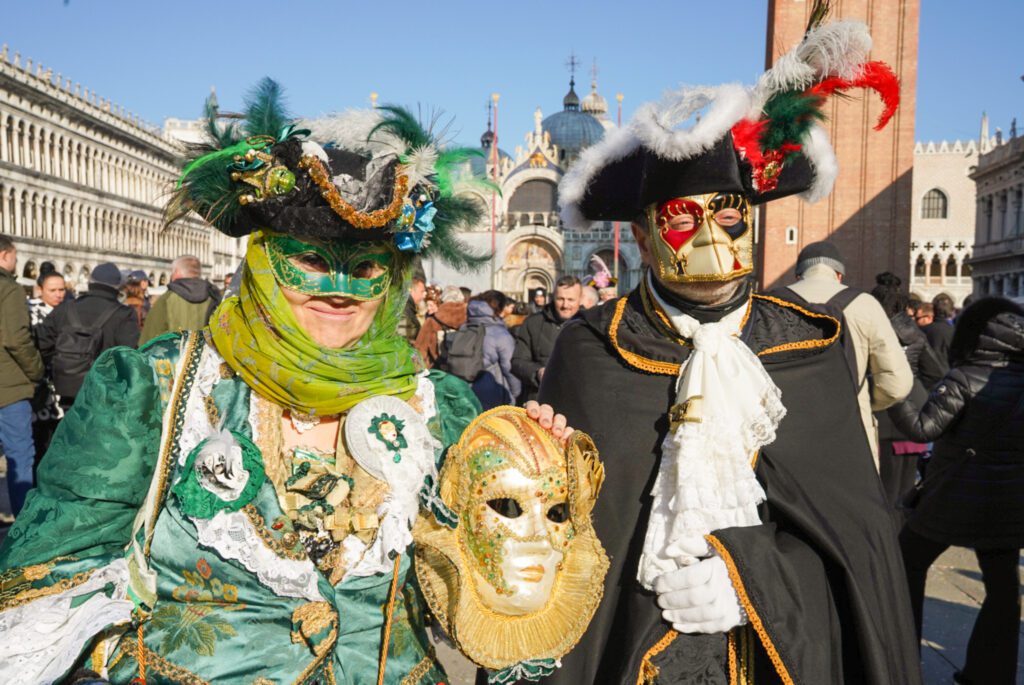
left=915, top=341, right=948, bottom=391
left=36, top=304, right=62, bottom=367
left=888, top=369, right=969, bottom=442
left=114, top=307, right=141, bottom=349
left=511, top=318, right=541, bottom=386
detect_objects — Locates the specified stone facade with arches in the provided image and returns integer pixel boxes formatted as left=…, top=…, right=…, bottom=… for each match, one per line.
left=909, top=138, right=980, bottom=306
left=421, top=76, right=640, bottom=300
left=970, top=128, right=1024, bottom=302
left=0, top=45, right=242, bottom=292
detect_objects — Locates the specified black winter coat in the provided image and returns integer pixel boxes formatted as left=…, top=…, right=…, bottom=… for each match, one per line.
left=36, top=285, right=140, bottom=399
left=876, top=312, right=947, bottom=442
left=510, top=303, right=569, bottom=402
left=890, top=311, right=1024, bottom=548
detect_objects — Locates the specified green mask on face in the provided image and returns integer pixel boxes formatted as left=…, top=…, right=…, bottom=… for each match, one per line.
left=263, top=231, right=394, bottom=300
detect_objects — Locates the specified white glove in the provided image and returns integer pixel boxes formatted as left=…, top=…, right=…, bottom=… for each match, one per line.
left=654, top=554, right=747, bottom=634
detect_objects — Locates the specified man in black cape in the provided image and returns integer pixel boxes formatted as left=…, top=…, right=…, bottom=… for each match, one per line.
left=536, top=16, right=922, bottom=685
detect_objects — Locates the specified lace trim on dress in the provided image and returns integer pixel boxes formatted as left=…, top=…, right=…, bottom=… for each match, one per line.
left=0, top=559, right=134, bottom=685
left=192, top=510, right=322, bottom=601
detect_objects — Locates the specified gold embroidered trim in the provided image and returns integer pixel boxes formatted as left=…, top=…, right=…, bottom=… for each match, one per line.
left=118, top=636, right=212, bottom=685
left=706, top=535, right=792, bottom=685
left=728, top=628, right=738, bottom=684
left=377, top=553, right=403, bottom=685
left=0, top=569, right=95, bottom=610
left=609, top=297, right=681, bottom=376
left=145, top=331, right=202, bottom=558
left=399, top=649, right=436, bottom=685
left=751, top=294, right=840, bottom=358
left=298, top=155, right=409, bottom=229
left=635, top=629, right=679, bottom=685
left=243, top=503, right=308, bottom=561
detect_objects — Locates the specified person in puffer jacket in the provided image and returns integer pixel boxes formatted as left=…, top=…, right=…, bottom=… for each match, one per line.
left=466, top=291, right=520, bottom=410
left=889, top=296, right=1024, bottom=685
left=871, top=272, right=947, bottom=509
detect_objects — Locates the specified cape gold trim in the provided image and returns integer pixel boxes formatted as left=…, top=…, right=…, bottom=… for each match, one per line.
left=0, top=569, right=95, bottom=611
left=635, top=629, right=679, bottom=685
left=706, top=535, right=793, bottom=685
left=609, top=297, right=681, bottom=376
left=399, top=650, right=436, bottom=685
left=751, top=294, right=840, bottom=358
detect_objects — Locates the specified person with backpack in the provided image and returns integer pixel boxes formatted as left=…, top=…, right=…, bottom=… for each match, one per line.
left=446, top=290, right=520, bottom=410
left=36, top=262, right=140, bottom=410
left=781, top=241, right=912, bottom=468
left=0, top=234, right=44, bottom=517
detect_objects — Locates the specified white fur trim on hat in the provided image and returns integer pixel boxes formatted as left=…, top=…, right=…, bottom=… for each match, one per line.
left=798, top=124, right=838, bottom=204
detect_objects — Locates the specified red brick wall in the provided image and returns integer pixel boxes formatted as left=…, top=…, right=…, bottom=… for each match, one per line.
left=758, top=0, right=919, bottom=292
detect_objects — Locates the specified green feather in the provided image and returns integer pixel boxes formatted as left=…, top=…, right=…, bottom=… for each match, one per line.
left=243, top=78, right=291, bottom=138
left=369, top=105, right=431, bottom=150
left=203, top=93, right=239, bottom=149
left=761, top=89, right=826, bottom=154
left=429, top=194, right=490, bottom=270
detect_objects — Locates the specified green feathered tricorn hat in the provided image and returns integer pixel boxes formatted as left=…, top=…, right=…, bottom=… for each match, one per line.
left=166, top=78, right=491, bottom=270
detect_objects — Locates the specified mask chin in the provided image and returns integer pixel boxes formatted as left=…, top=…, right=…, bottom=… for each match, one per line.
left=649, top=192, right=754, bottom=283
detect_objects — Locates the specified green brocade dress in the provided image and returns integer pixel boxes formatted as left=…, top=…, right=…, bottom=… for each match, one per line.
left=0, top=331, right=481, bottom=685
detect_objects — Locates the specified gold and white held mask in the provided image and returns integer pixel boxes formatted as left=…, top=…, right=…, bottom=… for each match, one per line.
left=413, top=407, right=608, bottom=670
left=646, top=192, right=754, bottom=283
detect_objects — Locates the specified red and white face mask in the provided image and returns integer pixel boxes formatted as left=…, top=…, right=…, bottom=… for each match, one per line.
left=647, top=192, right=754, bottom=283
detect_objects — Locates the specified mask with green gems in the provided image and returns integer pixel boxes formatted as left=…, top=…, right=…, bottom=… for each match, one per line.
left=413, top=407, right=609, bottom=673
left=263, top=231, right=395, bottom=300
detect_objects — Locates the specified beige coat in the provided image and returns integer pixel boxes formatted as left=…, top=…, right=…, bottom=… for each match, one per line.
left=788, top=264, right=913, bottom=468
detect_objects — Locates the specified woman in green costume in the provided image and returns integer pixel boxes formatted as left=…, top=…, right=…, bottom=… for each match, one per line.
left=0, top=81, right=577, bottom=685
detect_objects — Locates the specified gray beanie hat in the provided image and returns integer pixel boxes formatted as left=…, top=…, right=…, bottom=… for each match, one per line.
left=795, top=241, right=845, bottom=277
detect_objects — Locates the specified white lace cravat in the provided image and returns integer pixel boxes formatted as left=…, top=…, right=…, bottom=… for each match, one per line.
left=637, top=277, right=786, bottom=589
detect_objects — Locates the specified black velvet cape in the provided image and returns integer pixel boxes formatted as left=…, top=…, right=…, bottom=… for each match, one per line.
left=536, top=289, right=922, bottom=685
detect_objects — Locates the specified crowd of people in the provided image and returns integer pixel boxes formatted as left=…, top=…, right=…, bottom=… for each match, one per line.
left=0, top=234, right=223, bottom=521
left=0, top=13, right=1021, bottom=683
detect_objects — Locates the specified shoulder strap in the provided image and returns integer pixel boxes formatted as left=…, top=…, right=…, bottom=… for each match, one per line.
left=92, top=302, right=122, bottom=331
left=824, top=286, right=862, bottom=312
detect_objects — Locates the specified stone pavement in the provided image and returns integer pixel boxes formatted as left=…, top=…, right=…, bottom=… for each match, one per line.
left=1, top=458, right=1018, bottom=683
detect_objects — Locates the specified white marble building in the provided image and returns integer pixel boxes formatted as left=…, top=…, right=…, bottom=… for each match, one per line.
left=0, top=45, right=242, bottom=292
left=423, top=73, right=640, bottom=300
left=908, top=138, right=979, bottom=306
left=970, top=120, right=1024, bottom=302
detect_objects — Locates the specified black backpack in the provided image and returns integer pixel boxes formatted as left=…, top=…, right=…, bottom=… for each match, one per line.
left=778, top=285, right=864, bottom=391
left=443, top=322, right=486, bottom=382
left=52, top=302, right=120, bottom=398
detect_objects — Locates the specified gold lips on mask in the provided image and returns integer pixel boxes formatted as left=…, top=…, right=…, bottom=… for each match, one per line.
left=412, top=406, right=608, bottom=671
left=647, top=192, right=754, bottom=283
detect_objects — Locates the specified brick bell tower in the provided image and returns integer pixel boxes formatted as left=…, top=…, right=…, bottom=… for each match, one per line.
left=758, top=0, right=920, bottom=291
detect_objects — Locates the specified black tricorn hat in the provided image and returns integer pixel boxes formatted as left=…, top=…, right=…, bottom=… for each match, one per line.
left=559, top=18, right=899, bottom=231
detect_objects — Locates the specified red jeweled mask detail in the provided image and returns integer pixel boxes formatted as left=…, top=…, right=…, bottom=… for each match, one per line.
left=656, top=198, right=705, bottom=252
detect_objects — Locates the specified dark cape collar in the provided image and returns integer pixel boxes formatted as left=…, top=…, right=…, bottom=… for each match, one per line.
left=578, top=284, right=842, bottom=376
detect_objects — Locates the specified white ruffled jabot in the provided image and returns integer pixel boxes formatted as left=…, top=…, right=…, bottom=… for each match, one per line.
left=638, top=276, right=786, bottom=589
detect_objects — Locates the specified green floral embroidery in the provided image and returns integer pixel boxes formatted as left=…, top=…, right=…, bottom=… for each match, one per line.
left=154, top=558, right=244, bottom=657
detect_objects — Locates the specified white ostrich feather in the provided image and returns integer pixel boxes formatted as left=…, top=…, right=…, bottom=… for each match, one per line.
left=299, top=109, right=404, bottom=156
left=403, top=144, right=439, bottom=189
left=751, top=21, right=872, bottom=113
left=797, top=124, right=838, bottom=203
left=631, top=83, right=752, bottom=161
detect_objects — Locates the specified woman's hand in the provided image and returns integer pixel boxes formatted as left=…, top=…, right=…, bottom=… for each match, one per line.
left=524, top=400, right=575, bottom=444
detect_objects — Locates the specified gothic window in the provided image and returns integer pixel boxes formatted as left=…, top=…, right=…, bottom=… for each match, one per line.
left=945, top=257, right=957, bottom=277
left=962, top=257, right=972, bottom=278
left=929, top=254, right=942, bottom=284
left=913, top=254, right=926, bottom=279
left=922, top=189, right=947, bottom=219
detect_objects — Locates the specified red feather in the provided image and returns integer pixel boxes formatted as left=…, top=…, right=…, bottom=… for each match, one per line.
left=808, top=60, right=900, bottom=131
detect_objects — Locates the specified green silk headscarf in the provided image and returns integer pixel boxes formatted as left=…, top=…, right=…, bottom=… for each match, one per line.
left=210, top=230, right=422, bottom=417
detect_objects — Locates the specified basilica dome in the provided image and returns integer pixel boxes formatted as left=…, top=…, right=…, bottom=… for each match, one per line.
left=542, top=79, right=605, bottom=163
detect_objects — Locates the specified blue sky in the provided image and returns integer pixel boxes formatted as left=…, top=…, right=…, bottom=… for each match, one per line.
left=3, top=0, right=1021, bottom=147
